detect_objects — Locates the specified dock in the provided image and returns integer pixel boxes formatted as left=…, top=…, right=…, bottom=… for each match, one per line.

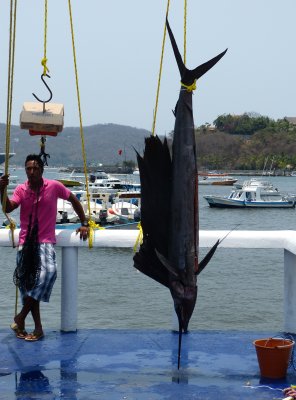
left=1, top=228, right=296, bottom=398
left=1, top=329, right=295, bottom=399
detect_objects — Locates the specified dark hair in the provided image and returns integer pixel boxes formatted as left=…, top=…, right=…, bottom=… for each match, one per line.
left=25, top=154, right=44, bottom=173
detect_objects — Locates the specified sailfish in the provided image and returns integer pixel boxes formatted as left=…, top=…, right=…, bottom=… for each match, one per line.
left=134, top=20, right=227, bottom=368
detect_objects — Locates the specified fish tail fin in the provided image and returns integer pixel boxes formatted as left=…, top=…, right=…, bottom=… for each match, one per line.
left=166, top=18, right=227, bottom=86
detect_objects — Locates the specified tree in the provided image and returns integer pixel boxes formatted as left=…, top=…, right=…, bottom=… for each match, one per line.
left=213, top=113, right=270, bottom=135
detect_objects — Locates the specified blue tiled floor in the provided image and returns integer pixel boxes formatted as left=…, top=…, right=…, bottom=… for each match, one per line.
left=0, top=329, right=295, bottom=399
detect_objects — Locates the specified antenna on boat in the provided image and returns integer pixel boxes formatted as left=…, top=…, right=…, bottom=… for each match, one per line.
left=269, top=156, right=275, bottom=176
left=261, top=157, right=269, bottom=176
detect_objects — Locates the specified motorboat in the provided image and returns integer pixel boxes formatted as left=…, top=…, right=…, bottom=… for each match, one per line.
left=204, top=179, right=296, bottom=208
left=0, top=152, right=15, bottom=166
left=7, top=175, right=19, bottom=194
left=0, top=169, right=19, bottom=193
left=56, top=197, right=119, bottom=224
left=88, top=177, right=126, bottom=193
left=199, top=174, right=237, bottom=186
left=109, top=201, right=139, bottom=223
left=56, top=169, right=84, bottom=187
left=234, top=178, right=275, bottom=191
left=88, top=173, right=141, bottom=193
left=57, top=170, right=115, bottom=189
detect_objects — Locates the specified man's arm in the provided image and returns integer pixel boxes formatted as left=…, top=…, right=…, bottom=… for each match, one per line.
left=0, top=174, right=18, bottom=213
left=67, top=192, right=89, bottom=240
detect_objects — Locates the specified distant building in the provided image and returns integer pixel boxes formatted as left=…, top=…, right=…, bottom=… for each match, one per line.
left=284, top=117, right=296, bottom=125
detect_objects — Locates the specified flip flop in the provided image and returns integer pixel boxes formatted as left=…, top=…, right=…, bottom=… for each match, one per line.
left=10, top=323, right=28, bottom=339
left=25, top=331, right=44, bottom=342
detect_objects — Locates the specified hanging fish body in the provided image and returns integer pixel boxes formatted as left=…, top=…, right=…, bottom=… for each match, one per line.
left=134, top=20, right=227, bottom=356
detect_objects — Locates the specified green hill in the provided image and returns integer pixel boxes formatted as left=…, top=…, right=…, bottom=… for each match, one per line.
left=0, top=123, right=151, bottom=166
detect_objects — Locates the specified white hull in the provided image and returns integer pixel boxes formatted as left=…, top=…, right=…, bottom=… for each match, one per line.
left=204, top=196, right=295, bottom=208
left=199, top=176, right=237, bottom=186
left=204, top=178, right=296, bottom=208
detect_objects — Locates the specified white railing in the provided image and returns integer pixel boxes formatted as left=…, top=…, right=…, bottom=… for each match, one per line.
left=1, top=229, right=296, bottom=333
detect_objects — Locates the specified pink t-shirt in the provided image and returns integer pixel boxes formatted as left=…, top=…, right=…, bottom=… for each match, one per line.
left=12, top=178, right=71, bottom=244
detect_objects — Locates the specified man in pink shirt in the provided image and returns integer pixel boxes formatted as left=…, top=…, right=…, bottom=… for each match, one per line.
left=0, top=154, right=89, bottom=341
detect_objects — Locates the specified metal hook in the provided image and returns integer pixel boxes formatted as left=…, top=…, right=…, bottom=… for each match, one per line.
left=32, top=74, right=53, bottom=104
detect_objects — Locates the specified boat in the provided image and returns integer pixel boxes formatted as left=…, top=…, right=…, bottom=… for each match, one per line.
left=6, top=175, right=19, bottom=193
left=56, top=171, right=141, bottom=225
left=88, top=172, right=141, bottom=193
left=204, top=179, right=296, bottom=208
left=56, top=169, right=85, bottom=187
left=88, top=177, right=125, bottom=193
left=56, top=178, right=84, bottom=188
left=0, top=168, right=19, bottom=193
left=56, top=187, right=141, bottom=225
left=57, top=170, right=139, bottom=193
left=199, top=174, right=237, bottom=186
left=234, top=178, right=275, bottom=191
left=0, top=152, right=15, bottom=166
left=109, top=201, right=140, bottom=223
left=90, top=170, right=109, bottom=180
left=56, top=178, right=84, bottom=187
left=56, top=220, right=139, bottom=230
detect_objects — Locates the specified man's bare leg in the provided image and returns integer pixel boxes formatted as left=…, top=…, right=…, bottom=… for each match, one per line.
left=14, top=296, right=36, bottom=330
left=30, top=300, right=43, bottom=335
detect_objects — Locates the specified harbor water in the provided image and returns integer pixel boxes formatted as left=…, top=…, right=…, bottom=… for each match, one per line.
left=1, top=169, right=296, bottom=333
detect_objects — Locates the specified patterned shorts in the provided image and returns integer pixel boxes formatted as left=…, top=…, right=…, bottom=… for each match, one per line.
left=17, top=243, right=57, bottom=303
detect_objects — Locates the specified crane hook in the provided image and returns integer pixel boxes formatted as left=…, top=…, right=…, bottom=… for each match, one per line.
left=32, top=74, right=53, bottom=112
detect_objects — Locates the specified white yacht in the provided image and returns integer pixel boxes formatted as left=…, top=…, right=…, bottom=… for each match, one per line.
left=204, top=179, right=296, bottom=208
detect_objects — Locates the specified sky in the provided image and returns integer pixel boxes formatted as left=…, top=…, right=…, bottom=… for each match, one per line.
left=0, top=0, right=296, bottom=137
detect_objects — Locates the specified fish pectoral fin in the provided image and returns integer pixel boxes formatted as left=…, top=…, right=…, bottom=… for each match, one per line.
left=196, top=239, right=220, bottom=276
left=155, top=249, right=178, bottom=277
left=172, top=101, right=178, bottom=117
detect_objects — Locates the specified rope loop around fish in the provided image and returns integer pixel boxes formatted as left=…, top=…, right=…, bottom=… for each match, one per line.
left=181, top=79, right=197, bottom=92
left=133, top=223, right=143, bottom=252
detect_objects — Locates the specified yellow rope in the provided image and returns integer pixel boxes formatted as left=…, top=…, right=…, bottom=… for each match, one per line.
left=181, top=79, right=196, bottom=92
left=151, top=0, right=171, bottom=136
left=184, top=0, right=187, bottom=65
left=2, top=0, right=17, bottom=250
left=41, top=0, right=49, bottom=75
left=67, top=0, right=94, bottom=247
left=3, top=0, right=18, bottom=315
left=133, top=223, right=143, bottom=252
left=87, top=219, right=105, bottom=248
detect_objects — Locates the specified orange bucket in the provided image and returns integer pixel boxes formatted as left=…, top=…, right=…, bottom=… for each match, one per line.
left=253, top=337, right=294, bottom=379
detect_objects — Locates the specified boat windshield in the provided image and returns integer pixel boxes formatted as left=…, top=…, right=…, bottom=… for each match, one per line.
left=232, top=191, right=243, bottom=199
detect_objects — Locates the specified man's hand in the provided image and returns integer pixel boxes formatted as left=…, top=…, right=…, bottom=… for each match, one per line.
left=0, top=174, right=9, bottom=192
left=76, top=225, right=89, bottom=241
left=283, top=386, right=296, bottom=399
